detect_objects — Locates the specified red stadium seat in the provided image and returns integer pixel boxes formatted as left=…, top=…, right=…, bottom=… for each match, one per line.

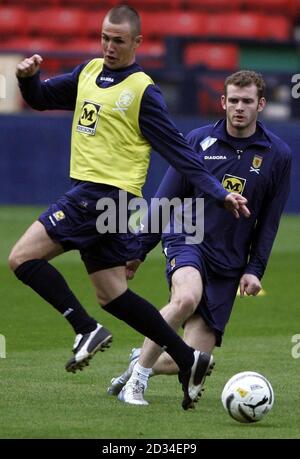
left=183, top=0, right=242, bottom=11
left=59, top=39, right=102, bottom=55
left=62, top=0, right=111, bottom=6
left=290, top=0, right=300, bottom=19
left=261, top=16, right=291, bottom=41
left=244, top=0, right=294, bottom=16
left=84, top=10, right=107, bottom=37
left=28, top=8, right=85, bottom=37
left=0, top=37, right=58, bottom=53
left=184, top=43, right=239, bottom=70
left=1, top=0, right=60, bottom=5
left=107, top=0, right=180, bottom=8
left=136, top=40, right=166, bottom=68
left=137, top=41, right=166, bottom=57
left=141, top=12, right=206, bottom=38
left=197, top=77, right=224, bottom=116
left=203, top=13, right=264, bottom=39
left=0, top=7, right=28, bottom=35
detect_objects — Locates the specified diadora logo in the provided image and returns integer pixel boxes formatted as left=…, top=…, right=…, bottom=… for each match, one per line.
left=222, top=174, right=246, bottom=194
left=204, top=155, right=227, bottom=160
left=77, top=100, right=102, bottom=135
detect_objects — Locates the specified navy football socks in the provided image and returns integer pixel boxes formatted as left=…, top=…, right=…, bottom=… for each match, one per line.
left=103, top=289, right=194, bottom=372
left=14, top=259, right=97, bottom=334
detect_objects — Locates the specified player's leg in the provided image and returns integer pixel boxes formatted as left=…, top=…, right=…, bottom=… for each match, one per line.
left=89, top=265, right=197, bottom=367
left=109, top=315, right=217, bottom=404
left=135, top=266, right=203, bottom=369
left=89, top=264, right=212, bottom=407
left=8, top=220, right=63, bottom=267
left=152, top=314, right=216, bottom=375
left=107, top=266, right=202, bottom=396
left=115, top=266, right=213, bottom=407
left=9, top=219, right=103, bottom=373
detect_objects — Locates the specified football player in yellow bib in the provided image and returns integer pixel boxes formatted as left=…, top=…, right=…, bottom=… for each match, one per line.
left=10, top=5, right=249, bottom=409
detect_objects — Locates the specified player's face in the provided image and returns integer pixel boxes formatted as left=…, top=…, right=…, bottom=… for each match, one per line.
left=221, top=84, right=266, bottom=137
left=101, top=17, right=141, bottom=70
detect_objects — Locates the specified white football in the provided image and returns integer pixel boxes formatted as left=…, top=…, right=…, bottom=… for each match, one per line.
left=221, top=371, right=274, bottom=423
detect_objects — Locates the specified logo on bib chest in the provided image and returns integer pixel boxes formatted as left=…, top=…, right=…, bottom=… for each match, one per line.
left=113, top=89, right=135, bottom=117
left=77, top=100, right=102, bottom=135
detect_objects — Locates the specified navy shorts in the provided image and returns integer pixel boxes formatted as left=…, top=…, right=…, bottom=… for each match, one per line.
left=164, top=242, right=240, bottom=346
left=39, top=184, right=141, bottom=274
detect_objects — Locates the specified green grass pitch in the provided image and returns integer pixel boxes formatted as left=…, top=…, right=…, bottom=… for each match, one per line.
left=0, top=206, right=299, bottom=439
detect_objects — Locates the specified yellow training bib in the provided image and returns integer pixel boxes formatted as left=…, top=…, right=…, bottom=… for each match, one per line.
left=70, top=58, right=153, bottom=197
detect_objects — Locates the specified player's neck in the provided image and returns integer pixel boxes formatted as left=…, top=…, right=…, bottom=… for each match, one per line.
left=226, top=122, right=257, bottom=138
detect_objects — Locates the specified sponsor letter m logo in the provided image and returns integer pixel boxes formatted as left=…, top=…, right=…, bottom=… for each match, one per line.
left=82, top=107, right=94, bottom=121
left=225, top=180, right=241, bottom=192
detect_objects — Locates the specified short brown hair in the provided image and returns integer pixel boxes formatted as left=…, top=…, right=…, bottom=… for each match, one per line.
left=224, top=70, right=266, bottom=99
left=107, top=4, right=141, bottom=36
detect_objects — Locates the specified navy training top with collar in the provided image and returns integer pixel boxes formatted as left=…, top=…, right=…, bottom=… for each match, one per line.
left=139, top=119, right=292, bottom=280
left=17, top=60, right=228, bottom=204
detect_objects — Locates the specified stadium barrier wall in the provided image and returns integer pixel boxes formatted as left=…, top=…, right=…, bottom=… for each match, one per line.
left=0, top=114, right=299, bottom=212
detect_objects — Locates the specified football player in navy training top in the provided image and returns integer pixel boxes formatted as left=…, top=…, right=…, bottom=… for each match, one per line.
left=9, top=5, right=249, bottom=410
left=107, top=70, right=292, bottom=408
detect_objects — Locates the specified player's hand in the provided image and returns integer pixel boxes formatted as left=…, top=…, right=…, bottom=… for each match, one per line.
left=126, top=259, right=142, bottom=280
left=224, top=193, right=251, bottom=219
left=16, top=54, right=43, bottom=78
left=239, top=273, right=262, bottom=297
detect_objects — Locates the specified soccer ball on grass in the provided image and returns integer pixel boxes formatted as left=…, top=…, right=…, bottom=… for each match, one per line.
left=221, top=371, right=274, bottom=423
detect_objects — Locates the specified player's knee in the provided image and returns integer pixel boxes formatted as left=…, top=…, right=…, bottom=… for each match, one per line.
left=172, top=292, right=199, bottom=321
left=96, top=290, right=124, bottom=307
left=8, top=244, right=35, bottom=271
left=8, top=247, right=23, bottom=271
left=95, top=291, right=109, bottom=307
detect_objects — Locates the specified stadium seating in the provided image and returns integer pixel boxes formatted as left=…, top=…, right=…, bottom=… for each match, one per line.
left=244, top=0, right=295, bottom=16
left=0, top=0, right=297, bottom=117
left=58, top=39, right=101, bottom=55
left=114, top=0, right=181, bottom=9
left=183, top=0, right=242, bottom=10
left=184, top=43, right=239, bottom=70
left=137, top=41, right=166, bottom=57
left=200, top=13, right=291, bottom=41
left=136, top=40, right=166, bottom=68
left=202, top=13, right=264, bottom=39
left=27, top=8, right=84, bottom=38
left=197, top=77, right=224, bottom=115
left=84, top=11, right=108, bottom=37
left=0, top=37, right=58, bottom=53
left=0, top=7, right=28, bottom=36
left=262, top=16, right=292, bottom=40
left=141, top=12, right=206, bottom=37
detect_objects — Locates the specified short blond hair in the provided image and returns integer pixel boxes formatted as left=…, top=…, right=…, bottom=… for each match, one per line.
left=107, top=4, right=141, bottom=37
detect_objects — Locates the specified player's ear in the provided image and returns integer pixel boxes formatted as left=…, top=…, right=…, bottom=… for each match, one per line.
left=134, top=35, right=143, bottom=49
left=257, top=97, right=266, bottom=112
left=221, top=95, right=226, bottom=110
